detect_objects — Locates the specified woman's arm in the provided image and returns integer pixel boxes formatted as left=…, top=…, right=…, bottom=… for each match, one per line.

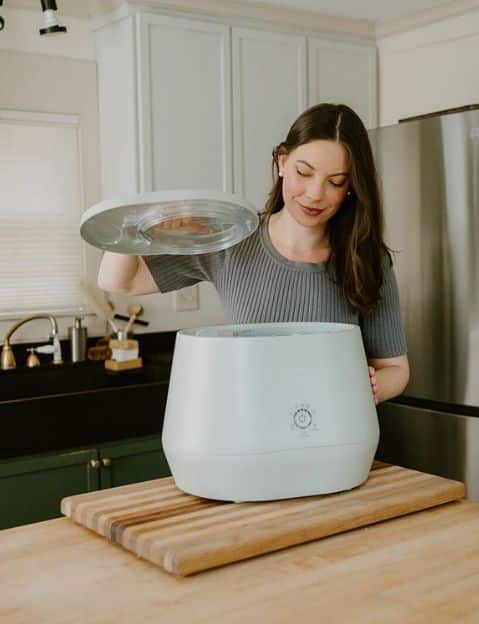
left=97, top=219, right=209, bottom=295
left=367, top=354, right=410, bottom=404
left=97, top=252, right=159, bottom=295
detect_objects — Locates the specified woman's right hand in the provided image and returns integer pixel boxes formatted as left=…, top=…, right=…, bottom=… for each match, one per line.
left=153, top=216, right=209, bottom=234
left=368, top=366, right=378, bottom=405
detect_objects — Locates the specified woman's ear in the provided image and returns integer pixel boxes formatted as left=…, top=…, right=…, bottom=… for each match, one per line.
left=277, top=153, right=287, bottom=175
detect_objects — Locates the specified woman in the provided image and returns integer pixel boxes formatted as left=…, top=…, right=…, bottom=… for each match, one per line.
left=98, top=103, right=410, bottom=404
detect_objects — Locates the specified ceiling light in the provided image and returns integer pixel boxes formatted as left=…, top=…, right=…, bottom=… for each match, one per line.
left=39, top=0, right=67, bottom=36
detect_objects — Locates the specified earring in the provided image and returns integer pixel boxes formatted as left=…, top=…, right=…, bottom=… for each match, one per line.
left=278, top=171, right=284, bottom=177
left=346, top=190, right=352, bottom=196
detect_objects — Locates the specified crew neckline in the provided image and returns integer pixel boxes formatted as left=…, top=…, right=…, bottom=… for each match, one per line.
left=259, top=214, right=329, bottom=273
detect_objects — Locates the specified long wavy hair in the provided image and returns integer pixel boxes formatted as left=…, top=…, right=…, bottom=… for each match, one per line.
left=265, top=103, right=390, bottom=316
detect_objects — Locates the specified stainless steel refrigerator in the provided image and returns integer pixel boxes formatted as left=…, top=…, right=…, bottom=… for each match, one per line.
left=368, top=104, right=479, bottom=500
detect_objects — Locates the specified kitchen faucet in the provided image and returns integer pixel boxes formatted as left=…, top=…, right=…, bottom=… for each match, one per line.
left=0, top=315, right=63, bottom=370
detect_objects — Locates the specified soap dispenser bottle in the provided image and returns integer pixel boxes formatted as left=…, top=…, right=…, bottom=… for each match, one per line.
left=69, top=317, right=87, bottom=362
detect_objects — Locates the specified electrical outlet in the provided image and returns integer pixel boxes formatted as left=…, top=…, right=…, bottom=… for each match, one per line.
left=174, top=285, right=200, bottom=311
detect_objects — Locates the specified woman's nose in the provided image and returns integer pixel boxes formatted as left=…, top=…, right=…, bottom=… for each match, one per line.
left=305, top=178, right=326, bottom=201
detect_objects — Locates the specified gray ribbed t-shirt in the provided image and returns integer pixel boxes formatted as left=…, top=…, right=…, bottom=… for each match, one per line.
left=144, top=216, right=407, bottom=359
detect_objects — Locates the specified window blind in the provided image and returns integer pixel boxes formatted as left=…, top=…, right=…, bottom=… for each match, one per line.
left=0, top=110, right=85, bottom=319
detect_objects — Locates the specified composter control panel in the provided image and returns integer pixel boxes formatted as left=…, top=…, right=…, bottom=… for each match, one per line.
left=293, top=408, right=312, bottom=429
left=290, top=404, right=319, bottom=436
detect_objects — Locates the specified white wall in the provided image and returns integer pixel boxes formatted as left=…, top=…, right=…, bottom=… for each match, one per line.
left=0, top=7, right=225, bottom=345
left=378, top=9, right=479, bottom=126
left=0, top=8, right=107, bottom=344
left=0, top=7, right=95, bottom=59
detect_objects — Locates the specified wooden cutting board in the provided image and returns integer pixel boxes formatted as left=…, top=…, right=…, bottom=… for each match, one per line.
left=61, top=462, right=465, bottom=576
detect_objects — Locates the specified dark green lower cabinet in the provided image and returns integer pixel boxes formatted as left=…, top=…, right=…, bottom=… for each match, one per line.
left=97, top=436, right=171, bottom=489
left=0, top=435, right=171, bottom=530
left=0, top=448, right=100, bottom=530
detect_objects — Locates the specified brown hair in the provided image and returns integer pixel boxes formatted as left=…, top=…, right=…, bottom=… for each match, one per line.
left=265, top=103, right=390, bottom=316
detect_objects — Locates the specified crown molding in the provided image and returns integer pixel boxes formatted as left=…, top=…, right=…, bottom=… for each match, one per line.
left=90, top=0, right=375, bottom=40
left=375, top=0, right=479, bottom=39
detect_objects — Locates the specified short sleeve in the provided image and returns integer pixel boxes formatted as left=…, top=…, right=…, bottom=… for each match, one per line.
left=143, top=251, right=225, bottom=293
left=360, top=260, right=407, bottom=359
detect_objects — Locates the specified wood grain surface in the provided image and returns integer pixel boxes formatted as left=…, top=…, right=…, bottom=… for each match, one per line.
left=3, top=498, right=479, bottom=622
left=61, top=462, right=465, bottom=576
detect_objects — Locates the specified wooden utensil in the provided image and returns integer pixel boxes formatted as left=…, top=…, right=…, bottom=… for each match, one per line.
left=124, top=303, right=143, bottom=335
left=80, top=280, right=119, bottom=334
left=61, top=463, right=465, bottom=576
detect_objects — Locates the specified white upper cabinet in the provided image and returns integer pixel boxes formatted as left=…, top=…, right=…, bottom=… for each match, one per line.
left=137, top=14, right=232, bottom=193
left=232, top=28, right=307, bottom=212
left=95, top=10, right=378, bottom=203
left=95, top=16, right=139, bottom=198
left=308, top=38, right=377, bottom=129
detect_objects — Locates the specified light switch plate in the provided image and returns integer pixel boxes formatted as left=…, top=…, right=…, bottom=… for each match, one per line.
left=174, top=285, right=200, bottom=312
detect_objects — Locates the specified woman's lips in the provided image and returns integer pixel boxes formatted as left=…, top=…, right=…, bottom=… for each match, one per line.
left=297, top=202, right=324, bottom=217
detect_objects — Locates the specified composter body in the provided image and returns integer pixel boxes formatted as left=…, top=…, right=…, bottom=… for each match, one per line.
left=162, top=323, right=379, bottom=502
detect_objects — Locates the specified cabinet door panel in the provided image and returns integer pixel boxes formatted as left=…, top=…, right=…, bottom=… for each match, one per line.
left=95, top=15, right=139, bottom=198
left=308, top=38, right=377, bottom=129
left=137, top=14, right=232, bottom=192
left=232, top=28, right=307, bottom=211
left=0, top=449, right=99, bottom=530
left=99, top=435, right=170, bottom=489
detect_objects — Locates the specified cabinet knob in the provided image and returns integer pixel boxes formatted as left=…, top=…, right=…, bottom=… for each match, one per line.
left=90, top=459, right=101, bottom=469
left=102, top=457, right=112, bottom=467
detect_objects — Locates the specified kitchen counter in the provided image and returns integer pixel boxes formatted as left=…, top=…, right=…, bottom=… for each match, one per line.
left=2, top=499, right=479, bottom=623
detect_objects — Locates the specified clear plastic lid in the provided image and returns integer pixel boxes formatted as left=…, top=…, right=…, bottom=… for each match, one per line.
left=80, top=190, right=259, bottom=255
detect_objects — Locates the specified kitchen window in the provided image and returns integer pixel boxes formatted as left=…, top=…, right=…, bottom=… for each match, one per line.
left=0, top=109, right=85, bottom=319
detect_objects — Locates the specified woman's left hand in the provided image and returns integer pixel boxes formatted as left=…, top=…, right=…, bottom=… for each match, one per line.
left=368, top=366, right=378, bottom=404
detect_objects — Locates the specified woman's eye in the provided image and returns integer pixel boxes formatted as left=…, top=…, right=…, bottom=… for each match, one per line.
left=295, top=170, right=346, bottom=186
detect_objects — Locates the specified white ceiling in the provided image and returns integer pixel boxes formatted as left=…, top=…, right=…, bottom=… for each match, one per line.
left=4, top=0, right=461, bottom=22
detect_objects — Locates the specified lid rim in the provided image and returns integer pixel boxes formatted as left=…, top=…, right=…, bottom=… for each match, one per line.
left=80, top=190, right=259, bottom=255
left=80, top=189, right=259, bottom=228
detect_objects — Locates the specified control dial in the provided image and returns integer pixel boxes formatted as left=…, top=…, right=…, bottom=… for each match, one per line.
left=293, top=407, right=313, bottom=429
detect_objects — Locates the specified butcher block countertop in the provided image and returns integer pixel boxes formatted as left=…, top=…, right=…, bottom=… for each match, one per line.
left=2, top=492, right=479, bottom=622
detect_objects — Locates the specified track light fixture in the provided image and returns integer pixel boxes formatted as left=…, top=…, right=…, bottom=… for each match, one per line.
left=39, top=0, right=67, bottom=36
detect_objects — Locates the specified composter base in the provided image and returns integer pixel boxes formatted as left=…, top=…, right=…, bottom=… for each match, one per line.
left=166, top=443, right=377, bottom=502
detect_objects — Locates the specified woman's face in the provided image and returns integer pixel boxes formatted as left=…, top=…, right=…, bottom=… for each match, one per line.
left=277, top=139, right=351, bottom=228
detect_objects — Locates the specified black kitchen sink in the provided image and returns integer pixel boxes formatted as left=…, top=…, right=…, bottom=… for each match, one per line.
left=0, top=352, right=172, bottom=401
left=0, top=380, right=169, bottom=459
left=0, top=350, right=173, bottom=459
